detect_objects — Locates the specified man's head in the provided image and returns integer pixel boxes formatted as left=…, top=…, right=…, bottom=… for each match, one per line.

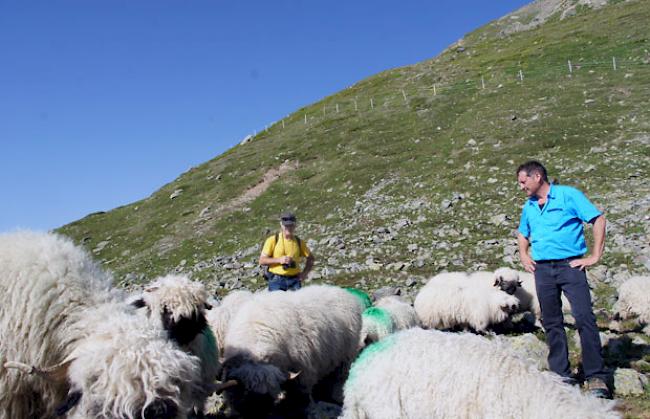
left=280, top=212, right=296, bottom=236
left=516, top=161, right=548, bottom=197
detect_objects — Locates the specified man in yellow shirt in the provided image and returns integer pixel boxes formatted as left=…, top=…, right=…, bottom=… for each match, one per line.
left=259, top=212, right=315, bottom=291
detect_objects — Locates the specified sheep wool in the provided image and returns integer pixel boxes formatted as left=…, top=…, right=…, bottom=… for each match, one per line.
left=206, top=289, right=254, bottom=355
left=614, top=275, right=650, bottom=334
left=0, top=231, right=202, bottom=419
left=341, top=328, right=619, bottom=419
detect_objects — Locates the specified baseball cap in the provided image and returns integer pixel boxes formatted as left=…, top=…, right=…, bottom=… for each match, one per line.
left=280, top=211, right=296, bottom=226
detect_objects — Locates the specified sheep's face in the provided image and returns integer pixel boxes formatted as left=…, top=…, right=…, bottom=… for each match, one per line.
left=220, top=355, right=299, bottom=418
left=493, top=268, right=522, bottom=295
left=51, top=313, right=200, bottom=419
left=161, top=305, right=208, bottom=346
left=497, top=294, right=520, bottom=315
left=133, top=274, right=212, bottom=346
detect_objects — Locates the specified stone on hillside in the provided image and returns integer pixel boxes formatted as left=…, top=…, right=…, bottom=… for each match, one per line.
left=498, top=334, right=549, bottom=371
left=406, top=277, right=418, bottom=288
left=407, top=244, right=419, bottom=252
left=169, top=189, right=183, bottom=199
left=322, top=267, right=336, bottom=277
left=614, top=368, right=648, bottom=396
left=372, top=286, right=401, bottom=301
left=587, top=265, right=609, bottom=284
left=199, top=207, right=211, bottom=218
left=466, top=139, right=477, bottom=147
left=394, top=219, right=412, bottom=230
left=93, top=240, right=110, bottom=253
left=308, top=270, right=322, bottom=280
left=490, top=214, right=510, bottom=226
left=441, top=199, right=453, bottom=210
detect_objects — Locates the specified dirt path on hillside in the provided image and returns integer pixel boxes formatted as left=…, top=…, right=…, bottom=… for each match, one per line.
left=190, top=160, right=299, bottom=238
left=228, top=160, right=299, bottom=208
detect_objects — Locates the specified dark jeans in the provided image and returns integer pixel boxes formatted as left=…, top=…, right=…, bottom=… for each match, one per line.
left=534, top=261, right=606, bottom=381
left=268, top=273, right=301, bottom=291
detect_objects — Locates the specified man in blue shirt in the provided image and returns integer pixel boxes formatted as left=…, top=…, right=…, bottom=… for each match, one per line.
left=516, top=161, right=609, bottom=398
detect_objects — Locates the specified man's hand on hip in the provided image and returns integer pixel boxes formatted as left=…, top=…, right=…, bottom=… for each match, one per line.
left=570, top=255, right=599, bottom=271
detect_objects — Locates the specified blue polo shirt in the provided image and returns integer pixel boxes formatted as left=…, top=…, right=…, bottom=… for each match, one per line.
left=518, top=184, right=602, bottom=261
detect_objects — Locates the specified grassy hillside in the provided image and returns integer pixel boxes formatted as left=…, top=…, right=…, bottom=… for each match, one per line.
left=59, top=0, right=649, bottom=290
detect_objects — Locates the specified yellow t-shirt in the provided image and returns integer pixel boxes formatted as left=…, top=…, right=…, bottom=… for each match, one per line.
left=262, top=233, right=311, bottom=276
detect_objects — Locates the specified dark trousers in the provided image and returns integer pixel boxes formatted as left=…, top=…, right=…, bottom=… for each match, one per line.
left=534, top=261, right=606, bottom=380
left=268, top=273, right=301, bottom=291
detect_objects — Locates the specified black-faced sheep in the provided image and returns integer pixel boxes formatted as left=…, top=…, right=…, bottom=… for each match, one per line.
left=131, top=274, right=220, bottom=414
left=341, top=328, right=619, bottom=419
left=487, top=267, right=573, bottom=323
left=0, top=231, right=202, bottom=419
left=414, top=272, right=519, bottom=332
left=219, top=285, right=363, bottom=418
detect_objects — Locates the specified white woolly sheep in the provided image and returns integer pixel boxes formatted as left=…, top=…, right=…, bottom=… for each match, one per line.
left=131, top=274, right=220, bottom=414
left=414, top=272, right=519, bottom=332
left=219, top=284, right=363, bottom=418
left=341, top=328, right=619, bottom=419
left=360, top=296, right=420, bottom=346
left=614, top=275, right=650, bottom=334
left=0, top=231, right=203, bottom=419
left=206, top=289, right=254, bottom=355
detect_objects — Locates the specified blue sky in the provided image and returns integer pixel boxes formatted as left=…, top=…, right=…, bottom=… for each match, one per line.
left=0, top=0, right=530, bottom=232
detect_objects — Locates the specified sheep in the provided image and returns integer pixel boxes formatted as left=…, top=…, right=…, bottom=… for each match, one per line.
left=340, top=328, right=619, bottom=419
left=219, top=284, right=363, bottom=418
left=130, top=274, right=220, bottom=414
left=206, top=289, right=254, bottom=355
left=414, top=272, right=519, bottom=332
left=488, top=267, right=573, bottom=322
left=0, top=231, right=203, bottom=419
left=360, top=296, right=420, bottom=346
left=613, top=275, right=650, bottom=334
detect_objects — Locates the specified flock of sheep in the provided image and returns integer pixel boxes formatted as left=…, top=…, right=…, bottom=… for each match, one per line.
left=1, top=231, right=649, bottom=418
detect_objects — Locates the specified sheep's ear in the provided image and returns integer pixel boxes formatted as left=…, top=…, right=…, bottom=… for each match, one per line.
left=130, top=298, right=146, bottom=309
left=517, top=280, right=523, bottom=287
left=493, top=277, right=502, bottom=287
left=288, top=370, right=301, bottom=380
left=144, top=285, right=159, bottom=293
left=204, top=302, right=213, bottom=310
left=55, top=390, right=82, bottom=416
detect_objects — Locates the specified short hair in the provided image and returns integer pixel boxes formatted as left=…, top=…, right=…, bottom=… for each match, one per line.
left=516, top=161, right=548, bottom=183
